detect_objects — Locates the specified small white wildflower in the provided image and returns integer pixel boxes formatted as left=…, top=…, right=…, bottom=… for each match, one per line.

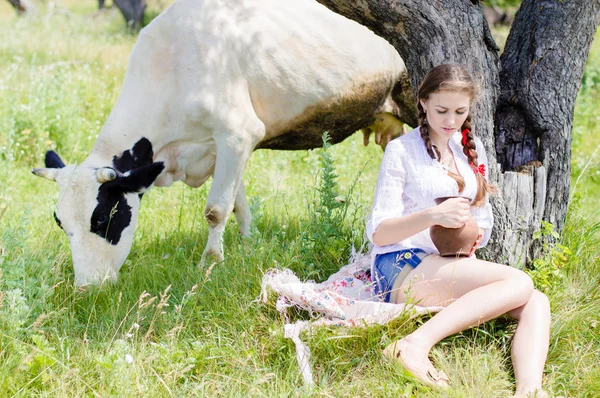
left=125, top=354, right=134, bottom=364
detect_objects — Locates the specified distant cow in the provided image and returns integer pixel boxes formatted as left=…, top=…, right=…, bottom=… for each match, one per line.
left=33, top=0, right=406, bottom=286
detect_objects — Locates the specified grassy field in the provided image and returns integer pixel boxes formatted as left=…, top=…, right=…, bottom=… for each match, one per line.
left=1, top=1, right=599, bottom=397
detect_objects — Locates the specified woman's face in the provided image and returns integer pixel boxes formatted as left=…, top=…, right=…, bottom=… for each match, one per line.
left=420, top=90, right=471, bottom=142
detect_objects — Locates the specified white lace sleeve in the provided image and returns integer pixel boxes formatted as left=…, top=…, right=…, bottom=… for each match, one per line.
left=470, top=137, right=494, bottom=248
left=366, top=140, right=406, bottom=242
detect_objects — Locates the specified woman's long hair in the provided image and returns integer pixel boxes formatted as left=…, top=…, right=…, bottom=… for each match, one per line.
left=417, top=64, right=495, bottom=206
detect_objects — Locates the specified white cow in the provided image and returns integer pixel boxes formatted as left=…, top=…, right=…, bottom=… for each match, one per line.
left=33, top=0, right=406, bottom=286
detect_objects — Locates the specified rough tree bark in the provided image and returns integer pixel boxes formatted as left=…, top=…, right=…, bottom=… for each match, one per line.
left=494, top=0, right=600, bottom=264
left=316, top=0, right=600, bottom=266
left=113, top=0, right=146, bottom=30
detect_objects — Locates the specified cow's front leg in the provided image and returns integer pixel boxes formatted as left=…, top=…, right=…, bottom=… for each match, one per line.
left=200, top=126, right=263, bottom=267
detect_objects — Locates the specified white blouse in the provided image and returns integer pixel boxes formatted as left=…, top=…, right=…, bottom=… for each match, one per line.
left=366, top=126, right=494, bottom=256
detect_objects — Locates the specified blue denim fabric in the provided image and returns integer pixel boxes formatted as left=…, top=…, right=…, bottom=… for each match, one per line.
left=372, top=248, right=426, bottom=303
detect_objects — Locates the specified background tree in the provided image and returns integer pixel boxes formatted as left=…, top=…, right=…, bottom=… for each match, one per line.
left=316, top=0, right=600, bottom=266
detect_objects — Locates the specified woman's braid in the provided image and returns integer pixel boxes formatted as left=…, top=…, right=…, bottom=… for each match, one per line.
left=418, top=103, right=440, bottom=160
left=460, top=116, right=478, bottom=167
left=460, top=117, right=495, bottom=206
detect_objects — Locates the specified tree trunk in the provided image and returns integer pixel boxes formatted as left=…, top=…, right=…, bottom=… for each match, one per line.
left=493, top=0, right=600, bottom=264
left=113, top=0, right=146, bottom=30
left=316, top=0, right=600, bottom=266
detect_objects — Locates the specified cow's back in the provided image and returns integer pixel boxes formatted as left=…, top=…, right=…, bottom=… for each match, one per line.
left=121, top=0, right=404, bottom=150
left=238, top=0, right=405, bottom=148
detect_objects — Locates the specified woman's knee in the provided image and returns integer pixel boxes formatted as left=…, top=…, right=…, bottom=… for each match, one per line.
left=509, top=289, right=551, bottom=321
left=529, top=290, right=551, bottom=314
left=506, top=269, right=535, bottom=306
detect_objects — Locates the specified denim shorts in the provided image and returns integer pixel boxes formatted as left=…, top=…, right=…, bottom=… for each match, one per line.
left=372, top=248, right=427, bottom=303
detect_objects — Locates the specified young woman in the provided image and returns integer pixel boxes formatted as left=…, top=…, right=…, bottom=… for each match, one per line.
left=367, top=64, right=550, bottom=397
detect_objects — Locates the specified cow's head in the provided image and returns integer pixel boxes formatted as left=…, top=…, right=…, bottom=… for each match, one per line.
left=32, top=138, right=164, bottom=287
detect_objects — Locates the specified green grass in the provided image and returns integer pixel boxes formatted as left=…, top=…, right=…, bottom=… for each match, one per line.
left=1, top=2, right=599, bottom=397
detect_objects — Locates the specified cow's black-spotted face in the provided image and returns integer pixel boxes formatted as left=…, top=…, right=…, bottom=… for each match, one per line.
left=35, top=138, right=163, bottom=286
left=87, top=137, right=155, bottom=245
left=89, top=184, right=133, bottom=245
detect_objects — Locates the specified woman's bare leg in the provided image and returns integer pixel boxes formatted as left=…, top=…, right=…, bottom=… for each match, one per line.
left=385, top=255, right=534, bottom=385
left=508, top=290, right=551, bottom=396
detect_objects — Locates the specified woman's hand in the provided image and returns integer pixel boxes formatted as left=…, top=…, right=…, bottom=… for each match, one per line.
left=469, top=228, right=484, bottom=257
left=430, top=197, right=470, bottom=228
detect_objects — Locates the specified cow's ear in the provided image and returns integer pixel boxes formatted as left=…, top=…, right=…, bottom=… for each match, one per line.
left=45, top=151, right=65, bottom=169
left=32, top=167, right=60, bottom=181
left=115, top=162, right=165, bottom=193
left=32, top=151, right=65, bottom=181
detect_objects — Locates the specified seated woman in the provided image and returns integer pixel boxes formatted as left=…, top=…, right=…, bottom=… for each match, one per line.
left=367, top=64, right=550, bottom=397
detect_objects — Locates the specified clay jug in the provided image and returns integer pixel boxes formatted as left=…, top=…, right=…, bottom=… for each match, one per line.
left=430, top=196, right=479, bottom=257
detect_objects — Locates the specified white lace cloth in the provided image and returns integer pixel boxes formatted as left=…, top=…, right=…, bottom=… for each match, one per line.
left=260, top=248, right=443, bottom=386
left=366, top=127, right=494, bottom=256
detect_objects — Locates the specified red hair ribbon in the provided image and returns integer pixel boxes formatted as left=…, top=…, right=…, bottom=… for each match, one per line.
left=461, top=129, right=469, bottom=146
left=474, top=163, right=486, bottom=176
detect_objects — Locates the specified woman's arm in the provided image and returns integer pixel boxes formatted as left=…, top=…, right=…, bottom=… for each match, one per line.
left=366, top=140, right=407, bottom=243
left=372, top=208, right=436, bottom=247
left=373, top=197, right=472, bottom=247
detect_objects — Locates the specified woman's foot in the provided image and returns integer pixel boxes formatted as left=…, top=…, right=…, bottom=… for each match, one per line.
left=383, top=337, right=449, bottom=387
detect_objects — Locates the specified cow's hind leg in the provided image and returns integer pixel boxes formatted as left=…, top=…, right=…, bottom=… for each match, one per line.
left=200, top=119, right=264, bottom=267
left=234, top=181, right=251, bottom=237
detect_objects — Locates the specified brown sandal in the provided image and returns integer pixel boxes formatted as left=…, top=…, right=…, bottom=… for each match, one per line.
left=383, top=341, right=449, bottom=388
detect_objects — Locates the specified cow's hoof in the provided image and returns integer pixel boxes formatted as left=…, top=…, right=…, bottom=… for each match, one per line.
left=238, top=225, right=253, bottom=240
left=239, top=224, right=251, bottom=237
left=199, top=250, right=224, bottom=269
